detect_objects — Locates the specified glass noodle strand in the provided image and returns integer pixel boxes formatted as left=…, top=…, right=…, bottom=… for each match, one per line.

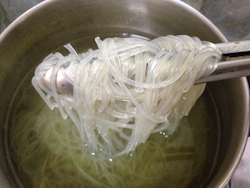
left=32, top=35, right=221, bottom=158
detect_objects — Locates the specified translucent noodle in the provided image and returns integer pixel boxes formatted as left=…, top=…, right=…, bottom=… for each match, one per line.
left=32, top=35, right=221, bottom=158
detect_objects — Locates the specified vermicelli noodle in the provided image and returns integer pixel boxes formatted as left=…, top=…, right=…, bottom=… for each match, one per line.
left=10, top=34, right=222, bottom=188
left=32, top=35, right=221, bottom=158
left=10, top=80, right=219, bottom=188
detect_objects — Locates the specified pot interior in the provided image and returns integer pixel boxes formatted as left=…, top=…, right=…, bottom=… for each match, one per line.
left=7, top=62, right=220, bottom=188
left=0, top=0, right=249, bottom=188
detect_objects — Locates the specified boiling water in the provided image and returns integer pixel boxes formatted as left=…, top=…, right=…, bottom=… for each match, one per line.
left=5, top=67, right=220, bottom=188
left=6, top=34, right=220, bottom=187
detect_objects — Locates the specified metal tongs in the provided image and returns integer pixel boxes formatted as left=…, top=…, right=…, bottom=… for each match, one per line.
left=196, top=40, right=250, bottom=84
left=43, top=40, right=250, bottom=95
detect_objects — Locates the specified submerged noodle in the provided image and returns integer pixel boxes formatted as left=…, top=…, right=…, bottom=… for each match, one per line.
left=11, top=94, right=212, bottom=188
left=32, top=35, right=221, bottom=158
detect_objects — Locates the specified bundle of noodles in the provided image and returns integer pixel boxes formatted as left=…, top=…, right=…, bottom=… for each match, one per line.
left=32, top=35, right=221, bottom=158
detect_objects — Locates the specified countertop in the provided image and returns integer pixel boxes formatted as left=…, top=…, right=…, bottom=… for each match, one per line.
left=1, top=0, right=250, bottom=187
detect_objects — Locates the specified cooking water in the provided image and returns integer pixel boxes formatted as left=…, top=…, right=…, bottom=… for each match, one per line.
left=6, top=33, right=221, bottom=188
left=6, top=71, right=220, bottom=188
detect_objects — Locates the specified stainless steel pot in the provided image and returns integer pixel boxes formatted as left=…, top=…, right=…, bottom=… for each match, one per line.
left=0, top=0, right=249, bottom=187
